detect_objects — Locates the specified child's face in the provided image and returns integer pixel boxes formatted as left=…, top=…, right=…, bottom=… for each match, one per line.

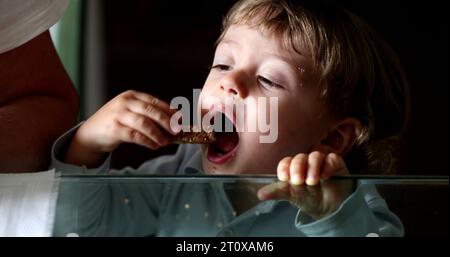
left=199, top=24, right=333, bottom=175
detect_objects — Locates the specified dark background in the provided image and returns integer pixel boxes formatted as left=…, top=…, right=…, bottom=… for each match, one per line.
left=95, top=0, right=448, bottom=175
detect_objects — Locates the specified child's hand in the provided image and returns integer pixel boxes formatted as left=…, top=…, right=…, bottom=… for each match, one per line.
left=257, top=179, right=354, bottom=220
left=65, top=90, right=177, bottom=167
left=277, top=151, right=348, bottom=186
left=256, top=152, right=353, bottom=220
left=276, top=151, right=349, bottom=186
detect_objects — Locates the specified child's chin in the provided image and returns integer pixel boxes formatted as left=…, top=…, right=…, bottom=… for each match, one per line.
left=201, top=156, right=238, bottom=175
left=201, top=152, right=223, bottom=174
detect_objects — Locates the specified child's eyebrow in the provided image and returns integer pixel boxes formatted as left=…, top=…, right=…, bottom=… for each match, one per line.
left=265, top=52, right=307, bottom=73
left=219, top=38, right=308, bottom=77
left=217, top=39, right=240, bottom=49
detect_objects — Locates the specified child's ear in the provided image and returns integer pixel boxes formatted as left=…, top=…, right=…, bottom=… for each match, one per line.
left=313, top=118, right=361, bottom=155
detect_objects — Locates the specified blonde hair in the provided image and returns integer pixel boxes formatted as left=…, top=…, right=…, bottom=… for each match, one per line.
left=220, top=0, right=410, bottom=173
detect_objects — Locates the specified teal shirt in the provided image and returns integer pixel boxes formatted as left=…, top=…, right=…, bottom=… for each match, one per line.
left=51, top=124, right=404, bottom=237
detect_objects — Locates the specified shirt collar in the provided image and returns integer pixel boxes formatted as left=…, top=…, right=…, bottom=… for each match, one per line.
left=182, top=145, right=204, bottom=175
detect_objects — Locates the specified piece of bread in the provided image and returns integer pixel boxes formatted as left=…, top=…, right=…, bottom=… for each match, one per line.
left=172, top=127, right=216, bottom=144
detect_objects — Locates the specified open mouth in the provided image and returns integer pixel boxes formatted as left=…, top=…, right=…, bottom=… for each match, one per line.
left=207, top=113, right=240, bottom=164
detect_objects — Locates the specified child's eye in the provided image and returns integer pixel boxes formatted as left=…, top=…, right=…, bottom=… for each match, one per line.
left=211, top=64, right=232, bottom=71
left=257, top=76, right=284, bottom=90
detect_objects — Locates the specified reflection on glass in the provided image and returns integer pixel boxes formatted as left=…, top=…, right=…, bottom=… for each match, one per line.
left=258, top=179, right=354, bottom=220
left=53, top=175, right=443, bottom=237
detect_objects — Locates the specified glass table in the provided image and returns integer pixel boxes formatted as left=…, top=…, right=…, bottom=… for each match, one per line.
left=53, top=174, right=448, bottom=237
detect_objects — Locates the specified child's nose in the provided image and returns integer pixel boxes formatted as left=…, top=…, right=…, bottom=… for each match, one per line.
left=219, top=71, right=248, bottom=98
left=220, top=85, right=238, bottom=95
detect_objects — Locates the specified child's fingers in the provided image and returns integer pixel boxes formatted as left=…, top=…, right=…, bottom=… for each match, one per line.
left=126, top=99, right=177, bottom=135
left=118, top=112, right=170, bottom=147
left=116, top=123, right=159, bottom=150
left=289, top=153, right=308, bottom=185
left=277, top=157, right=292, bottom=182
left=129, top=90, right=176, bottom=115
left=321, top=153, right=348, bottom=180
left=257, top=181, right=290, bottom=201
left=306, top=151, right=326, bottom=186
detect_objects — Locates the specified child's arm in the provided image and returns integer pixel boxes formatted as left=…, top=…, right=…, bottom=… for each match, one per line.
left=52, top=141, right=197, bottom=237
left=64, top=90, right=178, bottom=168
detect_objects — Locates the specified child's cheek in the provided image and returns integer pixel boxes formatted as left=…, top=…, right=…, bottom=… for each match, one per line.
left=276, top=117, right=314, bottom=154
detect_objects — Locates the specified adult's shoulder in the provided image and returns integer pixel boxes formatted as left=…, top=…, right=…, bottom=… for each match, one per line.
left=0, top=0, right=69, bottom=53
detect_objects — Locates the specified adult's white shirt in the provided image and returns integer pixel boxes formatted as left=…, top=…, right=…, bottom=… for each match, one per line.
left=0, top=0, right=69, bottom=54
